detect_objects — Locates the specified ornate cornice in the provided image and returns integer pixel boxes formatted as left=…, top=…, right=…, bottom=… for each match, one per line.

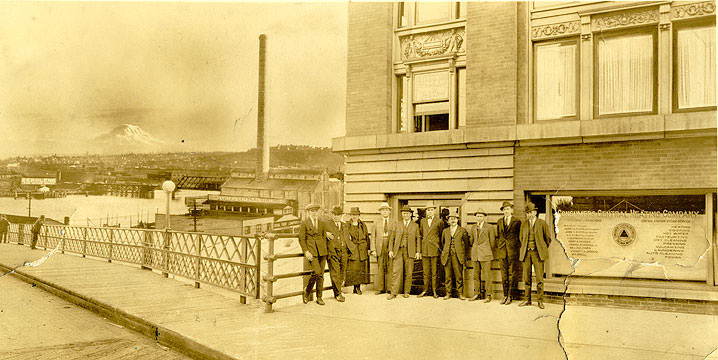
left=531, top=21, right=581, bottom=40
left=399, top=27, right=465, bottom=61
left=672, top=1, right=716, bottom=19
left=592, top=8, right=659, bottom=31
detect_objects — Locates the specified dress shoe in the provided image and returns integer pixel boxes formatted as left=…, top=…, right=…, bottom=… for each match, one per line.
left=402, top=293, right=409, bottom=298
left=417, top=291, right=427, bottom=298
left=484, top=295, right=492, bottom=303
left=468, top=295, right=479, bottom=301
left=500, top=296, right=508, bottom=305
left=443, top=295, right=451, bottom=300
left=387, top=294, right=397, bottom=300
left=432, top=293, right=439, bottom=299
left=335, top=294, right=345, bottom=302
left=504, top=298, right=513, bottom=305
left=519, top=300, right=530, bottom=307
left=302, top=291, right=309, bottom=304
left=537, top=301, right=545, bottom=309
left=356, top=288, right=363, bottom=295
left=316, top=298, right=325, bottom=305
left=458, top=295, right=467, bottom=301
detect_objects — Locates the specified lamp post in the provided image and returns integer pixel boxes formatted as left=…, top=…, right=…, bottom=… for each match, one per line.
left=161, top=180, right=175, bottom=229
left=26, top=192, right=31, bottom=217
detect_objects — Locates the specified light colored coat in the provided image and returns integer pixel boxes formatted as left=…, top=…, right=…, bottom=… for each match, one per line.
left=389, top=220, right=420, bottom=259
left=469, top=222, right=496, bottom=262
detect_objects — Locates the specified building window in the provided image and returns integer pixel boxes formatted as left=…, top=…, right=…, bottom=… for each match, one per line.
left=398, top=2, right=408, bottom=28
left=457, top=67, right=466, bottom=127
left=534, top=39, right=578, bottom=121
left=413, top=70, right=450, bottom=132
left=244, top=226, right=251, bottom=234
left=255, top=224, right=262, bottom=233
left=675, top=22, right=716, bottom=110
left=415, top=2, right=451, bottom=25
left=595, top=30, right=656, bottom=116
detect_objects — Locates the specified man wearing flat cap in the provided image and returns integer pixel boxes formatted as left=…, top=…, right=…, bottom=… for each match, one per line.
left=387, top=205, right=420, bottom=299
left=299, top=203, right=328, bottom=305
left=496, top=201, right=522, bottom=305
left=519, top=203, right=553, bottom=309
left=372, top=202, right=395, bottom=295
left=325, top=206, right=349, bottom=302
left=441, top=210, right=469, bottom=300
left=418, top=203, right=444, bottom=298
left=468, top=208, right=496, bottom=302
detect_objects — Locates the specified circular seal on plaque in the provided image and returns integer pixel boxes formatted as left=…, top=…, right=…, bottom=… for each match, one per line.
left=612, top=223, right=636, bottom=247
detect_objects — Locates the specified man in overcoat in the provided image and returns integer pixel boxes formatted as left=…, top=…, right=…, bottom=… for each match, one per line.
left=519, top=203, right=553, bottom=309
left=496, top=202, right=521, bottom=305
left=324, top=206, right=349, bottom=302
left=468, top=208, right=496, bottom=302
left=387, top=206, right=420, bottom=299
left=298, top=204, right=328, bottom=305
left=418, top=204, right=444, bottom=298
left=441, top=211, right=468, bottom=300
left=371, top=202, right=395, bottom=295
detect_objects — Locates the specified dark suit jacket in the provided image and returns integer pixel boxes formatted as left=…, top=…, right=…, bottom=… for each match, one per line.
left=519, top=218, right=553, bottom=261
left=323, top=219, right=349, bottom=255
left=469, top=222, right=496, bottom=262
left=373, top=217, right=396, bottom=255
left=389, top=220, right=420, bottom=259
left=298, top=217, right=327, bottom=257
left=440, top=226, right=469, bottom=266
left=495, top=216, right=521, bottom=259
left=347, top=220, right=369, bottom=262
left=419, top=217, right=444, bottom=257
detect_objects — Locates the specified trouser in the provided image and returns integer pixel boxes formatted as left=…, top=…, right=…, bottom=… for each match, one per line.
left=523, top=249, right=545, bottom=302
left=305, top=255, right=327, bottom=299
left=328, top=248, right=348, bottom=297
left=391, top=247, right=414, bottom=295
left=375, top=249, right=393, bottom=292
left=472, top=260, right=493, bottom=297
left=421, top=256, right=438, bottom=294
left=499, top=256, right=520, bottom=298
left=30, top=232, right=39, bottom=249
left=444, top=251, right=464, bottom=296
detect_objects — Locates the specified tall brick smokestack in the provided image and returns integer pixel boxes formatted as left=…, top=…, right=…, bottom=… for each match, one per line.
left=257, top=34, right=270, bottom=178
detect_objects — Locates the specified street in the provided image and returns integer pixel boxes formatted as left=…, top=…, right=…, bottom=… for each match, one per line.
left=0, top=274, right=190, bottom=359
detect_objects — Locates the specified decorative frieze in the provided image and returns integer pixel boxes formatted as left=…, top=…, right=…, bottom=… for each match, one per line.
left=672, top=1, right=716, bottom=19
left=399, top=27, right=465, bottom=61
left=531, top=21, right=581, bottom=40
left=592, top=8, right=659, bottom=31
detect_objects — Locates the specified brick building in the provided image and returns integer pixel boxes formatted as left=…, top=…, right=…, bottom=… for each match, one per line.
left=334, top=1, right=717, bottom=305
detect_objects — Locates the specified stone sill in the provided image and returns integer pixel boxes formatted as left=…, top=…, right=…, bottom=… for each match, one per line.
left=544, top=277, right=718, bottom=302
left=333, top=111, right=716, bottom=153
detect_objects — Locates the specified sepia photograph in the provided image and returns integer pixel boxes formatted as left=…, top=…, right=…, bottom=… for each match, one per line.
left=0, top=1, right=716, bottom=359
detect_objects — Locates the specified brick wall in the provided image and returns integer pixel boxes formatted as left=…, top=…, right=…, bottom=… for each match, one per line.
left=466, top=2, right=518, bottom=128
left=515, top=137, right=718, bottom=192
left=346, top=2, right=393, bottom=137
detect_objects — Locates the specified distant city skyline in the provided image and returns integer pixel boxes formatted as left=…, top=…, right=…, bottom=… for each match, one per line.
left=0, top=1, right=347, bottom=157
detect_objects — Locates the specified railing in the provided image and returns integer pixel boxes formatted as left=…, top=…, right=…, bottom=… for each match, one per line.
left=262, top=233, right=331, bottom=313
left=6, top=223, right=261, bottom=301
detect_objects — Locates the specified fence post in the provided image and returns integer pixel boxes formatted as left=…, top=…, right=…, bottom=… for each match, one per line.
left=17, top=224, right=24, bottom=245
left=82, top=227, right=87, bottom=257
left=61, top=226, right=66, bottom=254
left=263, top=234, right=276, bottom=313
left=256, top=234, right=262, bottom=300
left=240, top=236, right=248, bottom=305
left=162, top=230, right=170, bottom=278
left=141, top=230, right=152, bottom=270
left=194, top=234, right=202, bottom=288
left=108, top=229, right=114, bottom=263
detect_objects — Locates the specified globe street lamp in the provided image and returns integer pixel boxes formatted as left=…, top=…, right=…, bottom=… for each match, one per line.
left=161, top=180, right=175, bottom=230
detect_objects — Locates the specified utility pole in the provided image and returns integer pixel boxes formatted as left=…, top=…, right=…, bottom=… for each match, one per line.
left=192, top=202, right=199, bottom=232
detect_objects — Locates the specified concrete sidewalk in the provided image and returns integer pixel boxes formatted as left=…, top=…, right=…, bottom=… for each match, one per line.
left=1, top=243, right=717, bottom=360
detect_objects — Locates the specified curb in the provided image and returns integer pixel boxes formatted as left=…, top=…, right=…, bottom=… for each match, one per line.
left=0, top=263, right=238, bottom=360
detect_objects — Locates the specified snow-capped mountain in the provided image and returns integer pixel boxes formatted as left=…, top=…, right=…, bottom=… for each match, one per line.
left=95, top=124, right=165, bottom=146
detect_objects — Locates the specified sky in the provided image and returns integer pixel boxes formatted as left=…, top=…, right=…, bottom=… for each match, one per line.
left=0, top=1, right=347, bottom=156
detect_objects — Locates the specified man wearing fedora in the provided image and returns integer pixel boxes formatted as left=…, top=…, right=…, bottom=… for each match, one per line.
left=519, top=203, right=553, bottom=309
left=325, top=206, right=349, bottom=302
left=299, top=204, right=328, bottom=305
left=468, top=208, right=496, bottom=302
left=441, top=211, right=469, bottom=300
left=387, top=205, right=420, bottom=299
left=371, top=202, right=395, bottom=295
left=496, top=201, right=522, bottom=305
left=418, top=203, right=444, bottom=298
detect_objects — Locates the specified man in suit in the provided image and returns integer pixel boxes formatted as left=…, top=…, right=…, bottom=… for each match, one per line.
left=371, top=202, right=395, bottom=295
left=519, top=203, right=553, bottom=309
left=496, top=201, right=522, bottom=305
left=468, top=208, right=496, bottom=302
left=441, top=211, right=468, bottom=300
left=298, top=204, right=328, bottom=305
left=325, top=206, right=349, bottom=302
left=418, top=204, right=444, bottom=298
left=387, top=206, right=421, bottom=300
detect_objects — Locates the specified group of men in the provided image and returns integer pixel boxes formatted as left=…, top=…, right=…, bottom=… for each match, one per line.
left=297, top=200, right=553, bottom=309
